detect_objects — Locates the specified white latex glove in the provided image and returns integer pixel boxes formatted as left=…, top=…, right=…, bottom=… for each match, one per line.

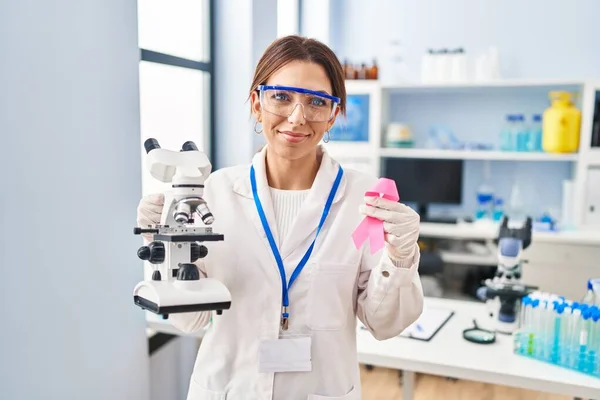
left=136, top=193, right=164, bottom=241
left=359, top=196, right=420, bottom=263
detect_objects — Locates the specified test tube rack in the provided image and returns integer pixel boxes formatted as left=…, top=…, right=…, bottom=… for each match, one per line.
left=512, top=293, right=600, bottom=378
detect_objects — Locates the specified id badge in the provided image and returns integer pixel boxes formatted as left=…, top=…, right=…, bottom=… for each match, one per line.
left=258, top=332, right=312, bottom=373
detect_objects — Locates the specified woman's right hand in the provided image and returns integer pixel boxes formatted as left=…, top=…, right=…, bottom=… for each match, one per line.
left=137, top=194, right=164, bottom=240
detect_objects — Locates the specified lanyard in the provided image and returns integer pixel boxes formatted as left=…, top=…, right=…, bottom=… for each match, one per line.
left=250, top=164, right=343, bottom=330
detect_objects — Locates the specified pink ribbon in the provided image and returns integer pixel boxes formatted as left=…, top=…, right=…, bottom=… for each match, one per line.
left=351, top=178, right=400, bottom=254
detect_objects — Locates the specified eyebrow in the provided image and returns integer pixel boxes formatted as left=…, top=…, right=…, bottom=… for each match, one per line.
left=273, top=84, right=331, bottom=95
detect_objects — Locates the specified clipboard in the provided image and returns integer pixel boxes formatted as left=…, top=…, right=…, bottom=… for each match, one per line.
left=398, top=307, right=454, bottom=342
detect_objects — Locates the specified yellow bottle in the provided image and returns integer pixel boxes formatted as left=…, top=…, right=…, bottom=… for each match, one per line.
left=542, top=91, right=581, bottom=153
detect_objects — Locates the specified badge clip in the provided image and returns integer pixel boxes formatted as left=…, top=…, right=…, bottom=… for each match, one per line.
left=281, top=306, right=289, bottom=331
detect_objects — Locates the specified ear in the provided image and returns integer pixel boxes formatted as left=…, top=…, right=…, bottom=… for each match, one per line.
left=250, top=90, right=262, bottom=122
left=327, top=106, right=341, bottom=131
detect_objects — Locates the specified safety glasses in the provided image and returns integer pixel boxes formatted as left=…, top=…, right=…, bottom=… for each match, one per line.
left=257, top=85, right=340, bottom=123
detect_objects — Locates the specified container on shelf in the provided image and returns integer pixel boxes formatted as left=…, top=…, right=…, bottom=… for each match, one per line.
left=542, top=91, right=581, bottom=153
left=500, top=114, right=515, bottom=151
left=385, top=123, right=413, bottom=147
left=514, top=114, right=529, bottom=152
left=527, top=114, right=543, bottom=152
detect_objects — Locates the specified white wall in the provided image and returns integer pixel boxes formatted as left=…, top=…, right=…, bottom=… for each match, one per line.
left=332, top=0, right=600, bottom=82
left=0, top=1, right=150, bottom=399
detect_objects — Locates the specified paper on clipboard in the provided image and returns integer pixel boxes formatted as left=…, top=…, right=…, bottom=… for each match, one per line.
left=399, top=307, right=454, bottom=341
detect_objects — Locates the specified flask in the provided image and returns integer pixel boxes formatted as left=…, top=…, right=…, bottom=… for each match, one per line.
left=542, top=91, right=581, bottom=153
left=527, top=114, right=543, bottom=152
left=508, top=182, right=526, bottom=224
left=500, top=115, right=515, bottom=151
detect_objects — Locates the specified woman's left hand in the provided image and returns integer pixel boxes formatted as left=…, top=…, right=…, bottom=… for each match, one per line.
left=359, top=196, right=420, bottom=262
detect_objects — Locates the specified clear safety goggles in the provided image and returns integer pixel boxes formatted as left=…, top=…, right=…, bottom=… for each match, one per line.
left=257, top=85, right=340, bottom=123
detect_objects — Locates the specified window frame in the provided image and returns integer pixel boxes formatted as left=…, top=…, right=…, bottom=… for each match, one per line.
left=138, top=0, right=216, bottom=165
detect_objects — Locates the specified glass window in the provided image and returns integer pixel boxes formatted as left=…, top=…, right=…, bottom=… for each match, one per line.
left=138, top=61, right=210, bottom=195
left=138, top=0, right=210, bottom=62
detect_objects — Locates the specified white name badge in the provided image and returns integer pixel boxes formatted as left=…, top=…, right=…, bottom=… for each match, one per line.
left=258, top=336, right=312, bottom=373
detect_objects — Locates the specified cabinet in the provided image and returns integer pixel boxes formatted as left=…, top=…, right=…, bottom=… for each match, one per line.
left=521, top=241, right=600, bottom=301
left=326, top=79, right=600, bottom=230
left=584, top=166, right=600, bottom=227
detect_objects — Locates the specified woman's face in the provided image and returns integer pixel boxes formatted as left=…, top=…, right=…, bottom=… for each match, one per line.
left=251, top=60, right=339, bottom=161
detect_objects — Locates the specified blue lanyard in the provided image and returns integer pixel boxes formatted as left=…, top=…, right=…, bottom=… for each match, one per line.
left=250, top=164, right=343, bottom=329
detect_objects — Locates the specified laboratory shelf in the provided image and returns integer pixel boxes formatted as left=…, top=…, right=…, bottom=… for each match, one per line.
left=378, top=147, right=579, bottom=162
left=380, top=79, right=584, bottom=94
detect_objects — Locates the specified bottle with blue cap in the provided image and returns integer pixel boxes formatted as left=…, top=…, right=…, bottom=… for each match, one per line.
left=500, top=114, right=515, bottom=151
left=527, top=114, right=543, bottom=152
left=514, top=114, right=529, bottom=152
left=582, top=278, right=600, bottom=305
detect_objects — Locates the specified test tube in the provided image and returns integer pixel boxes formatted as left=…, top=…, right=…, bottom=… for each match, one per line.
left=591, top=310, right=600, bottom=375
left=552, top=303, right=564, bottom=364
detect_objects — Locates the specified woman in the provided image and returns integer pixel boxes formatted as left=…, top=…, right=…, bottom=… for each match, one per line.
left=137, top=35, right=423, bottom=400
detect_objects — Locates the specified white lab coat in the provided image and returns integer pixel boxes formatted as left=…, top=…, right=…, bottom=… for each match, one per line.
left=169, top=144, right=424, bottom=400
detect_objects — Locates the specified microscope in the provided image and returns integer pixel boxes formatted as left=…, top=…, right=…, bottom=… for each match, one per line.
left=477, top=216, right=538, bottom=334
left=132, top=138, right=231, bottom=319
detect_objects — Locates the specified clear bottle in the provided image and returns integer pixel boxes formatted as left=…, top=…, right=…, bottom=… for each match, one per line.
left=493, top=197, right=504, bottom=221
left=514, top=114, right=529, bottom=152
left=500, top=114, right=515, bottom=151
left=475, top=181, right=494, bottom=220
left=527, top=114, right=543, bottom=152
left=582, top=278, right=600, bottom=305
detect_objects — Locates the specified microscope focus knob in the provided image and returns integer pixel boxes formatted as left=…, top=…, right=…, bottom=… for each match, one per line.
left=177, top=263, right=200, bottom=281
left=137, top=242, right=165, bottom=264
left=190, top=243, right=208, bottom=262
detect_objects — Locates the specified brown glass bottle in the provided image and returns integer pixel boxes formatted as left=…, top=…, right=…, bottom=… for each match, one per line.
left=369, top=59, right=378, bottom=80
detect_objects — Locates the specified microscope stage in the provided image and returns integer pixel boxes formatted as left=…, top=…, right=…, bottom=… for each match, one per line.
left=152, top=226, right=224, bottom=242
left=154, top=233, right=224, bottom=242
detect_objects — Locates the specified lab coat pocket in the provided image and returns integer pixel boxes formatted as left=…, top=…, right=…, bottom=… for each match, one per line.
left=307, top=385, right=359, bottom=400
left=308, top=262, right=356, bottom=331
left=186, top=378, right=227, bottom=400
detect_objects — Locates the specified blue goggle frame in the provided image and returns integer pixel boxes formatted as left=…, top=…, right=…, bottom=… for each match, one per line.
left=257, top=85, right=341, bottom=104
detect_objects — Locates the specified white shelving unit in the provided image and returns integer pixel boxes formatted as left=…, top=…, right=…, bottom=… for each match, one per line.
left=379, top=147, right=579, bottom=162
left=326, top=78, right=600, bottom=230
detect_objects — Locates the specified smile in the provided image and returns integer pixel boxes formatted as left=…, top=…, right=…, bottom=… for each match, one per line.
left=278, top=131, right=309, bottom=143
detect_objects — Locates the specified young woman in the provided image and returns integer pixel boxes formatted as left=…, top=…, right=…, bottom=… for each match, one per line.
left=137, top=35, right=423, bottom=400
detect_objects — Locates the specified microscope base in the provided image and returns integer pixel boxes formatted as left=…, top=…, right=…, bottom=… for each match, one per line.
left=133, top=278, right=231, bottom=316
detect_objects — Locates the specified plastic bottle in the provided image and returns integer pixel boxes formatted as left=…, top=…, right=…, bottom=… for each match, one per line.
left=542, top=91, right=581, bottom=153
left=450, top=48, right=467, bottom=82
left=475, top=181, right=494, bottom=220
left=582, top=279, right=600, bottom=305
left=500, top=115, right=515, bottom=151
left=514, top=114, right=529, bottom=152
left=493, top=198, right=504, bottom=221
left=527, top=114, right=543, bottom=152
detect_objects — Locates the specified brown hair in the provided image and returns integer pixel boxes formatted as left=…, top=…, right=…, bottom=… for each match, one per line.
left=249, top=35, right=346, bottom=115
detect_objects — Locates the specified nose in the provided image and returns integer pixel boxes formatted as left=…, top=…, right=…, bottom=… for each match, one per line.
left=287, top=103, right=306, bottom=125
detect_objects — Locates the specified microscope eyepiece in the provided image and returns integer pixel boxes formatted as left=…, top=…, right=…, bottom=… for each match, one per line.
left=182, top=141, right=198, bottom=151
left=144, top=138, right=161, bottom=153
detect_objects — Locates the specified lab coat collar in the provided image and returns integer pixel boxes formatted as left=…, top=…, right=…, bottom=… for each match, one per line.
left=233, top=144, right=347, bottom=260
